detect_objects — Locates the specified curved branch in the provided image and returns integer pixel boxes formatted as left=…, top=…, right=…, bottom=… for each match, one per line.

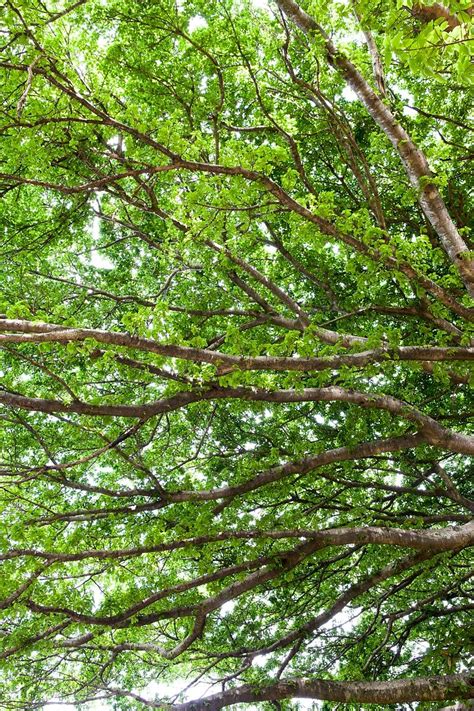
left=0, top=381, right=471, bottom=453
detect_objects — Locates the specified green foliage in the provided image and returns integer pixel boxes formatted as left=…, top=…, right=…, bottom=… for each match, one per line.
left=0, top=0, right=472, bottom=709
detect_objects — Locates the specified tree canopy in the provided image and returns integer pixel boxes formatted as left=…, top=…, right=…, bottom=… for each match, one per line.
left=0, top=0, right=473, bottom=708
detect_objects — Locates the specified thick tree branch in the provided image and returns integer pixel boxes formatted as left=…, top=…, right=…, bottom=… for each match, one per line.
left=167, top=675, right=473, bottom=709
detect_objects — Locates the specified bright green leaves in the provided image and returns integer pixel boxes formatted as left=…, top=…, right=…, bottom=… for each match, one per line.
left=366, top=0, right=474, bottom=85
left=0, top=0, right=472, bottom=707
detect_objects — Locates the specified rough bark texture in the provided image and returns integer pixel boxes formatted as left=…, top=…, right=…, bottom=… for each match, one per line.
left=171, top=675, right=474, bottom=710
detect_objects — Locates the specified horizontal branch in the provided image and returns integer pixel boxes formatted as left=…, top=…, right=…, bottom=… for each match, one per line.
left=3, top=522, right=472, bottom=563
left=23, top=523, right=473, bottom=637
left=0, top=320, right=472, bottom=372
left=0, top=380, right=470, bottom=452
left=168, top=674, right=473, bottom=709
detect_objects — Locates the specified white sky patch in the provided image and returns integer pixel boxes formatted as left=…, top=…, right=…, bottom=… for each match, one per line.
left=341, top=85, right=358, bottom=102
left=89, top=250, right=115, bottom=269
left=90, top=583, right=105, bottom=612
left=337, top=29, right=365, bottom=46
left=250, top=0, right=271, bottom=9
left=220, top=599, right=236, bottom=616
left=325, top=242, right=340, bottom=256
left=264, top=243, right=277, bottom=255
left=392, top=86, right=417, bottom=117
left=18, top=373, right=32, bottom=382
left=249, top=507, right=264, bottom=522
left=188, top=15, right=208, bottom=32
left=96, top=26, right=118, bottom=51
left=319, top=606, right=363, bottom=633
left=396, top=87, right=414, bottom=104
left=192, top=468, right=207, bottom=483
left=117, top=476, right=136, bottom=488
left=392, top=471, right=405, bottom=489
left=403, top=105, right=417, bottom=118
left=410, top=640, right=430, bottom=655
left=107, top=134, right=125, bottom=153
left=82, top=196, right=115, bottom=269
left=91, top=210, right=101, bottom=240
left=142, top=679, right=215, bottom=704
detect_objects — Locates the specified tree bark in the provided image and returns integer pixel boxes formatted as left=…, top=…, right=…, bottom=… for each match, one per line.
left=276, top=0, right=474, bottom=296
left=170, top=675, right=473, bottom=710
left=410, top=3, right=473, bottom=31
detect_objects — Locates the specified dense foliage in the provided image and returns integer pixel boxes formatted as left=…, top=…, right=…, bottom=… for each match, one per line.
left=0, top=0, right=473, bottom=708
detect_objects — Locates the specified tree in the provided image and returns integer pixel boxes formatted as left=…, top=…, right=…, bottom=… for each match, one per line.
left=0, top=0, right=473, bottom=707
